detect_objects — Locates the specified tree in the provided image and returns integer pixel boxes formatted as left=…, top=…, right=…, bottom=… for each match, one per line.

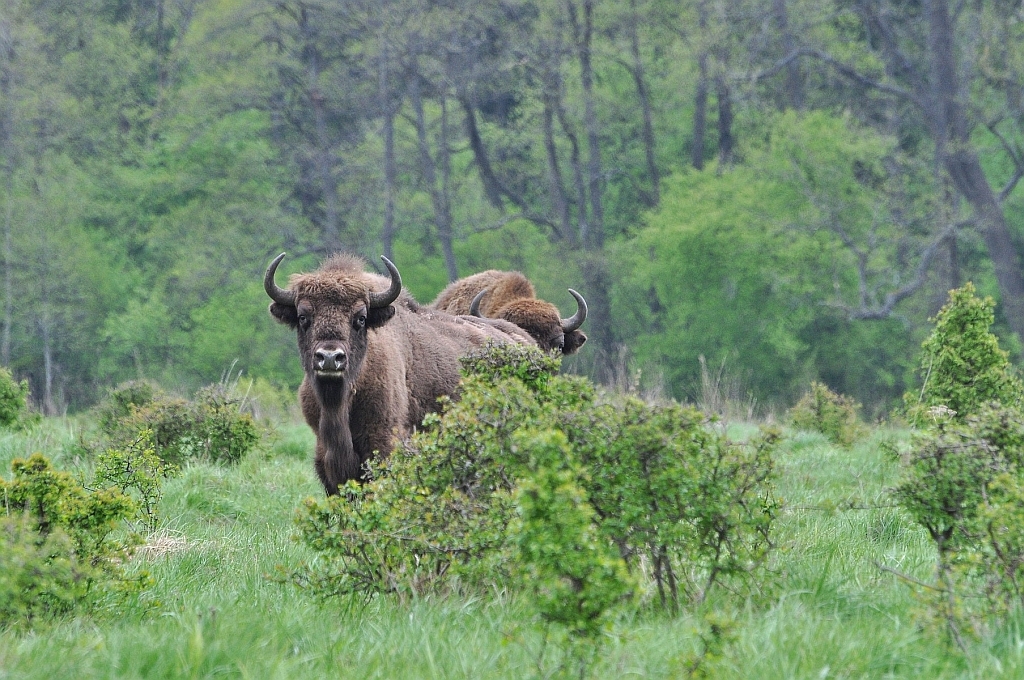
left=778, top=0, right=1024, bottom=343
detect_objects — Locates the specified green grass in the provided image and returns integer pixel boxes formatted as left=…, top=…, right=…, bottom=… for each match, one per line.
left=4, top=421, right=1024, bottom=678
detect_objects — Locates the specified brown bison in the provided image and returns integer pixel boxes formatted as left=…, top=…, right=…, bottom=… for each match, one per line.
left=429, top=270, right=588, bottom=354
left=265, top=253, right=535, bottom=495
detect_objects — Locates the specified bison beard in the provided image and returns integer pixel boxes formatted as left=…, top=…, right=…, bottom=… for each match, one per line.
left=430, top=270, right=588, bottom=354
left=266, top=252, right=535, bottom=495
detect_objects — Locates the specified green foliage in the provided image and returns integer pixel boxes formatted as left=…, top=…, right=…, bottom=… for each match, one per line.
left=515, top=431, right=633, bottom=637
left=290, top=364, right=548, bottom=599
left=514, top=429, right=632, bottom=677
left=614, top=112, right=921, bottom=409
left=94, top=380, right=162, bottom=434
left=98, top=383, right=261, bottom=466
left=568, top=399, right=780, bottom=608
left=0, top=514, right=82, bottom=627
left=94, top=430, right=177, bottom=534
left=0, top=367, right=36, bottom=430
left=290, top=344, right=778, bottom=616
left=904, top=283, right=1023, bottom=425
left=892, top=401, right=1024, bottom=641
left=787, top=382, right=867, bottom=447
left=458, top=341, right=562, bottom=392
left=890, top=284, right=1024, bottom=641
left=0, top=453, right=143, bottom=626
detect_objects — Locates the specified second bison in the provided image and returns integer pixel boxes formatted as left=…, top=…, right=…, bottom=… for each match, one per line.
left=430, top=270, right=587, bottom=354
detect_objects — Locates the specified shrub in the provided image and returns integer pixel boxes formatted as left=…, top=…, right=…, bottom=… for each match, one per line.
left=93, top=429, right=177, bottom=533
left=787, top=381, right=866, bottom=446
left=0, top=366, right=38, bottom=430
left=904, top=282, right=1022, bottom=425
left=892, top=402, right=1024, bottom=644
left=94, top=380, right=162, bottom=434
left=567, top=398, right=779, bottom=608
left=289, top=344, right=779, bottom=615
left=98, top=383, right=261, bottom=466
left=515, top=429, right=633, bottom=678
left=0, top=454, right=145, bottom=626
left=892, top=283, right=1024, bottom=644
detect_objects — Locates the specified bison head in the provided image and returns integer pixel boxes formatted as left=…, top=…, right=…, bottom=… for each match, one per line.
left=265, top=252, right=401, bottom=388
left=471, top=288, right=587, bottom=354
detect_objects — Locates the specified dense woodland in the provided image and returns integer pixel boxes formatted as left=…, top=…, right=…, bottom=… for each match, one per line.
left=2, top=0, right=1024, bottom=414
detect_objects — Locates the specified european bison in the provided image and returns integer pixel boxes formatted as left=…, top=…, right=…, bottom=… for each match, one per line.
left=430, top=270, right=588, bottom=354
left=265, top=253, right=535, bottom=495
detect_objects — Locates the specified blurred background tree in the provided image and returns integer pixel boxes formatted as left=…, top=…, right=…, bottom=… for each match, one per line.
left=0, top=0, right=1021, bottom=414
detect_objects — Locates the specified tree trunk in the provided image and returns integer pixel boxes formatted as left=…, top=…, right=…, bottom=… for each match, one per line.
left=1, top=20, right=12, bottom=367
left=947, top=154, right=1024, bottom=337
left=925, top=0, right=1024, bottom=341
left=542, top=92, right=573, bottom=241
left=554, top=83, right=589, bottom=244
left=772, top=0, right=803, bottom=109
left=302, top=6, right=342, bottom=253
left=40, top=313, right=54, bottom=415
left=2, top=187, right=10, bottom=367
left=462, top=98, right=504, bottom=210
left=628, top=0, right=658, bottom=205
left=581, top=254, right=615, bottom=373
left=715, top=75, right=734, bottom=166
left=381, top=91, right=397, bottom=261
left=692, top=2, right=709, bottom=170
left=410, top=71, right=458, bottom=281
left=570, top=0, right=605, bottom=249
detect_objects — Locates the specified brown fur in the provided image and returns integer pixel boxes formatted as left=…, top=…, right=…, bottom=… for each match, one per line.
left=268, top=255, right=535, bottom=495
left=430, top=270, right=587, bottom=354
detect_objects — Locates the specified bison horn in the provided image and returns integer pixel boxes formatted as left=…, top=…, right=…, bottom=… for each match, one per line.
left=368, top=256, right=402, bottom=308
left=469, top=289, right=489, bottom=317
left=264, top=252, right=296, bottom=306
left=561, top=289, right=588, bottom=332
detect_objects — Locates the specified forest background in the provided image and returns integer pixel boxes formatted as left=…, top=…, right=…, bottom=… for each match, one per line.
left=2, top=0, right=1023, bottom=416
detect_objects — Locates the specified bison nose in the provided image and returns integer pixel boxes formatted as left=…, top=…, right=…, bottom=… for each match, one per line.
left=315, top=348, right=347, bottom=371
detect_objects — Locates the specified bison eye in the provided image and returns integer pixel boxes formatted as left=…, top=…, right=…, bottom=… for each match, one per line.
left=298, top=313, right=311, bottom=330
left=353, top=313, right=366, bottom=330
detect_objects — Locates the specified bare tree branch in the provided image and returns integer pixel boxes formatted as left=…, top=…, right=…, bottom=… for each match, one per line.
left=987, top=118, right=1024, bottom=202
left=752, top=48, right=921, bottom=107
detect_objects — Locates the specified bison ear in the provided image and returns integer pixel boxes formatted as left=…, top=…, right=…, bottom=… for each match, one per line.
left=269, top=302, right=299, bottom=328
left=562, top=330, right=587, bottom=355
left=367, top=305, right=396, bottom=329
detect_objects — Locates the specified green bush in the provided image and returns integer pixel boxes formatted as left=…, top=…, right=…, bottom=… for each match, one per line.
left=0, top=366, right=38, bottom=430
left=98, top=383, right=261, bottom=466
left=0, top=454, right=145, bottom=626
left=787, top=382, right=866, bottom=447
left=289, top=344, right=779, bottom=615
left=515, top=429, right=633, bottom=678
left=891, top=283, right=1024, bottom=644
left=904, top=283, right=1023, bottom=425
left=94, top=429, right=177, bottom=534
left=568, top=397, right=779, bottom=608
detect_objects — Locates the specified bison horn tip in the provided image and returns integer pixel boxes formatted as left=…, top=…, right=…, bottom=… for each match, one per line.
left=469, top=289, right=488, bottom=317
left=369, top=256, right=403, bottom=308
left=561, top=289, right=588, bottom=332
left=265, top=252, right=296, bottom=306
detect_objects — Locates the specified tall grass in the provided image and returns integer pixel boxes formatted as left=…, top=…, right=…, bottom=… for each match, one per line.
left=3, top=419, right=1024, bottom=678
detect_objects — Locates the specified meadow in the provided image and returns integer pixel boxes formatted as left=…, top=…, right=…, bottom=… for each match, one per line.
left=4, top=412, right=1024, bottom=680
